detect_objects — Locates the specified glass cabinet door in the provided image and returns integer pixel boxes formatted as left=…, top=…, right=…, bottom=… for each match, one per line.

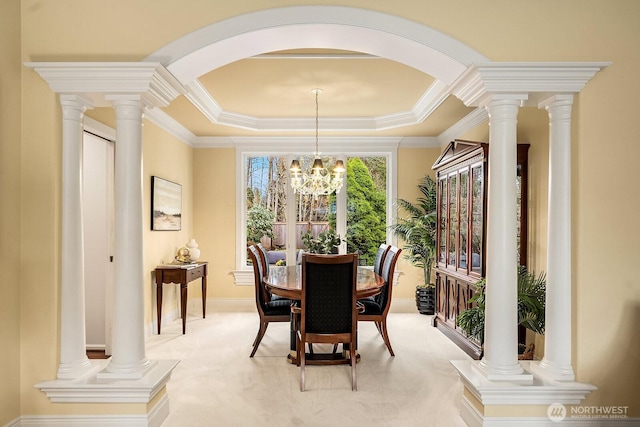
left=438, top=177, right=447, bottom=264
left=459, top=170, right=469, bottom=272
left=471, top=164, right=483, bottom=275
left=447, top=173, right=457, bottom=267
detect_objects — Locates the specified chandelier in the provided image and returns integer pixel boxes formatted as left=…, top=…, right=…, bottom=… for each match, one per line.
left=289, top=89, right=345, bottom=199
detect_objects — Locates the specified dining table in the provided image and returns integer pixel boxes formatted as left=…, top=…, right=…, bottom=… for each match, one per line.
left=264, top=264, right=385, bottom=364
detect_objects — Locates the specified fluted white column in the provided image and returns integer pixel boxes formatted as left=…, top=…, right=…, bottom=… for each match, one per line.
left=535, top=95, right=576, bottom=381
left=102, top=97, right=155, bottom=378
left=477, top=97, right=531, bottom=381
left=57, top=95, right=95, bottom=379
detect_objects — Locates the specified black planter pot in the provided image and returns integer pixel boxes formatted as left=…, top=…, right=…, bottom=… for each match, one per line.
left=416, top=286, right=435, bottom=315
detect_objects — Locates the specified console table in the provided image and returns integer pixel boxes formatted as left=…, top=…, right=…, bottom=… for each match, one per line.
left=155, top=262, right=208, bottom=334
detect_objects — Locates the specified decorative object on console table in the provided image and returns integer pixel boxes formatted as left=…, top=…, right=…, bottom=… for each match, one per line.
left=431, top=140, right=529, bottom=359
left=151, top=176, right=182, bottom=231
left=389, top=174, right=437, bottom=315
left=155, top=261, right=208, bottom=334
left=185, top=238, right=200, bottom=261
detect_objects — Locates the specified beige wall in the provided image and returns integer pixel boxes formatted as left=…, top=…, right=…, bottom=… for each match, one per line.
left=193, top=149, right=253, bottom=300
left=142, top=120, right=194, bottom=326
left=15, top=0, right=640, bottom=419
left=0, top=0, right=22, bottom=424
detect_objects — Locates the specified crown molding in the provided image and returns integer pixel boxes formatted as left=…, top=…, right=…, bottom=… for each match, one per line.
left=399, top=137, right=441, bottom=148
left=184, top=78, right=451, bottom=132
left=142, top=99, right=481, bottom=150
left=451, top=62, right=611, bottom=107
left=437, top=107, right=489, bottom=146
left=144, top=107, right=197, bottom=146
left=194, top=135, right=403, bottom=151
left=184, top=80, right=224, bottom=123
left=25, top=62, right=184, bottom=107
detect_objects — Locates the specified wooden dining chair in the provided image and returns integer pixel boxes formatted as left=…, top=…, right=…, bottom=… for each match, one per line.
left=356, top=243, right=390, bottom=338
left=358, top=245, right=402, bottom=356
left=373, top=243, right=391, bottom=276
left=292, top=253, right=362, bottom=391
left=247, top=245, right=292, bottom=357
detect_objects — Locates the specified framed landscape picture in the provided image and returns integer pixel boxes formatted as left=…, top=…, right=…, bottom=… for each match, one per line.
left=151, top=176, right=182, bottom=231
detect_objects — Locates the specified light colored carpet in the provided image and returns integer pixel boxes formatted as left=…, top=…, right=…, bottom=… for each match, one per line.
left=146, top=311, right=471, bottom=427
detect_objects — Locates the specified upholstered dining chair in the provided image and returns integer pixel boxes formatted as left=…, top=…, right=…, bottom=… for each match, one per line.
left=356, top=243, right=390, bottom=338
left=358, top=245, right=402, bottom=356
left=247, top=245, right=292, bottom=357
left=373, top=243, right=391, bottom=276
left=292, top=253, right=362, bottom=391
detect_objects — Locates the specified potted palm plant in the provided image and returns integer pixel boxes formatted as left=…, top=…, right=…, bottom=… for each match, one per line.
left=389, top=174, right=437, bottom=314
left=456, top=266, right=546, bottom=359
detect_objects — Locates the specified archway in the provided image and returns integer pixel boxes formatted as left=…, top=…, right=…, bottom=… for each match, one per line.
left=146, top=5, right=489, bottom=87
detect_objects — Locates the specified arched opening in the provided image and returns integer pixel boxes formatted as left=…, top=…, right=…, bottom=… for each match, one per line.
left=146, top=5, right=488, bottom=87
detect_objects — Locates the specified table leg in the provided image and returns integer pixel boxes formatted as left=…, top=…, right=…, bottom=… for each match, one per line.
left=201, top=275, right=207, bottom=319
left=288, top=312, right=298, bottom=364
left=181, top=283, right=188, bottom=334
left=156, top=271, right=163, bottom=334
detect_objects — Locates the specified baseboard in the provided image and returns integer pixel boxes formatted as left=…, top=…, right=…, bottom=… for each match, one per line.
left=12, top=393, right=169, bottom=427
left=460, top=395, right=638, bottom=427
left=389, top=298, right=417, bottom=313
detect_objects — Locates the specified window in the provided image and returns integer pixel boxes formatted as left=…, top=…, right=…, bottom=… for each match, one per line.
left=344, top=156, right=387, bottom=265
left=235, top=140, right=398, bottom=283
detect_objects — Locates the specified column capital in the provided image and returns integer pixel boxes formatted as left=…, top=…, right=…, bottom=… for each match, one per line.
left=483, top=94, right=528, bottom=108
left=483, top=96, right=524, bottom=124
left=59, top=94, right=94, bottom=122
left=538, top=94, right=574, bottom=110
left=59, top=94, right=94, bottom=110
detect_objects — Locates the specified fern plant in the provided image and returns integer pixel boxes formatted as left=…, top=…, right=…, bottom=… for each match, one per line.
left=456, top=266, right=546, bottom=343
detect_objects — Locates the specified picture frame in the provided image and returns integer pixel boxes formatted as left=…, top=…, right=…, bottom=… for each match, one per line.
left=151, top=176, right=182, bottom=231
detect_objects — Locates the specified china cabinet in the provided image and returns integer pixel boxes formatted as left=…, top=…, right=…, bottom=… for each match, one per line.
left=431, top=140, right=529, bottom=359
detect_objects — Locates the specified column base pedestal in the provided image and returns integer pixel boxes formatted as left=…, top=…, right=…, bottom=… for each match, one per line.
left=452, top=360, right=597, bottom=427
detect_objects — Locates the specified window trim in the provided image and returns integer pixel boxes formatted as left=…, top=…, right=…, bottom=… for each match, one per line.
left=232, top=137, right=399, bottom=285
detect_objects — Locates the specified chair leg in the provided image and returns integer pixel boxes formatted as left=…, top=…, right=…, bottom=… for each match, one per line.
left=300, top=339, right=306, bottom=392
left=351, top=339, right=357, bottom=391
left=379, top=319, right=394, bottom=356
left=295, top=331, right=301, bottom=367
left=250, top=321, right=268, bottom=357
